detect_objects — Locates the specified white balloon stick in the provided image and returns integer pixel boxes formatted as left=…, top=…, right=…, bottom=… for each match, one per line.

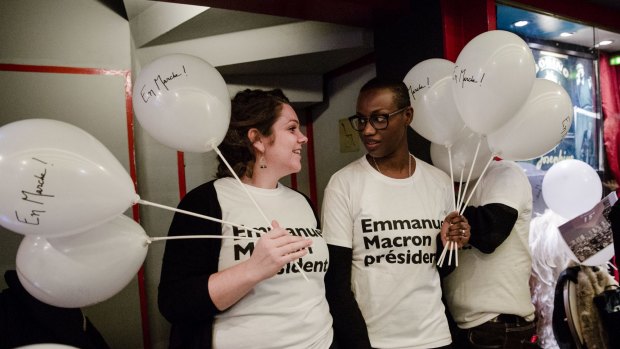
left=447, top=145, right=456, bottom=212
left=138, top=199, right=265, bottom=235
left=454, top=241, right=459, bottom=267
left=147, top=235, right=257, bottom=244
left=456, top=166, right=465, bottom=215
left=459, top=154, right=495, bottom=215
left=437, top=240, right=449, bottom=267
left=211, top=142, right=309, bottom=282
left=447, top=240, right=454, bottom=266
left=212, top=143, right=272, bottom=227
left=457, top=136, right=482, bottom=211
left=139, top=199, right=310, bottom=281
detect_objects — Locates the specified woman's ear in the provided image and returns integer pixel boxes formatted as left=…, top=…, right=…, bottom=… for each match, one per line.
left=247, top=128, right=265, bottom=153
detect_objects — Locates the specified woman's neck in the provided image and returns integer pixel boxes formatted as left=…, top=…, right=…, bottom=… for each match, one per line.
left=368, top=150, right=415, bottom=179
left=241, top=168, right=279, bottom=189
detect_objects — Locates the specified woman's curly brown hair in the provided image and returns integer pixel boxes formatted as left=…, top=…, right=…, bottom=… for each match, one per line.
left=216, top=88, right=290, bottom=179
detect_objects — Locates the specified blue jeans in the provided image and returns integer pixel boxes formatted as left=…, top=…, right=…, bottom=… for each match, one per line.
left=454, top=316, right=539, bottom=349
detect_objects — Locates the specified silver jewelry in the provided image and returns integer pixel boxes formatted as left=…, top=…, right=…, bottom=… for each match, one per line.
left=372, top=153, right=412, bottom=177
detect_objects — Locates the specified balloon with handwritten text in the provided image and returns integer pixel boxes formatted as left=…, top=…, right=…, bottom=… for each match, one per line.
left=404, top=59, right=465, bottom=146
left=412, top=76, right=466, bottom=146
left=133, top=53, right=231, bottom=152
left=403, top=58, right=454, bottom=110
left=487, top=78, right=573, bottom=160
left=16, top=214, right=149, bottom=308
left=452, top=30, right=536, bottom=135
left=0, top=119, right=139, bottom=237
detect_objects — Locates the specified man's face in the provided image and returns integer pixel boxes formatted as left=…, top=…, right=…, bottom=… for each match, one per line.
left=355, top=88, right=411, bottom=158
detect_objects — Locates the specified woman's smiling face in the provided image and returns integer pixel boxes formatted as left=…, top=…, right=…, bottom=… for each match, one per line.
left=262, top=103, right=308, bottom=177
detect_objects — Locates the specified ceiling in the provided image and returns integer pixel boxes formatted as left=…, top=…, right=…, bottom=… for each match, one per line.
left=497, top=3, right=620, bottom=53
left=121, top=0, right=620, bottom=82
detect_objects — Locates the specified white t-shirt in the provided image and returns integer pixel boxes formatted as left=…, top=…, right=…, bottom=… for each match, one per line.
left=322, top=156, right=453, bottom=349
left=212, top=177, right=333, bottom=349
left=442, top=160, right=536, bottom=328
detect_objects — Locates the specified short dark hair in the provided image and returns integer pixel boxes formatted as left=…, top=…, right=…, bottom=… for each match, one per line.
left=360, top=77, right=411, bottom=109
left=216, top=89, right=290, bottom=179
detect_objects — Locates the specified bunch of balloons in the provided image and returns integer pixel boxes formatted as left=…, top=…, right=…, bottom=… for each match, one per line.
left=0, top=53, right=234, bottom=307
left=0, top=119, right=147, bottom=308
left=404, top=30, right=573, bottom=188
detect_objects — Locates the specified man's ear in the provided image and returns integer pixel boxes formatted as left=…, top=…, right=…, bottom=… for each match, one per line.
left=247, top=128, right=265, bottom=153
left=405, top=106, right=414, bottom=126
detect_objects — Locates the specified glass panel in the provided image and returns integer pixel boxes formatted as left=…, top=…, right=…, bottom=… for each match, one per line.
left=496, top=3, right=604, bottom=172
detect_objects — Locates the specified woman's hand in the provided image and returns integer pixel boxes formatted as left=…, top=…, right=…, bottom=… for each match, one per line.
left=208, top=220, right=312, bottom=310
left=247, top=220, right=313, bottom=282
left=440, top=211, right=470, bottom=248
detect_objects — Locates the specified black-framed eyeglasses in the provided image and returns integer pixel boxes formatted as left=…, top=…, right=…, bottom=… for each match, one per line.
left=348, top=106, right=409, bottom=131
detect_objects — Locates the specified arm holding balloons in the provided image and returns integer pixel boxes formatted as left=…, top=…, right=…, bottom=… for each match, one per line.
left=459, top=161, right=528, bottom=254
left=158, top=181, right=312, bottom=319
left=158, top=181, right=224, bottom=323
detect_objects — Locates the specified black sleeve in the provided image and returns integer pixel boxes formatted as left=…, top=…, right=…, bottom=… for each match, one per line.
left=462, top=203, right=518, bottom=254
left=324, top=244, right=372, bottom=349
left=158, top=181, right=223, bottom=323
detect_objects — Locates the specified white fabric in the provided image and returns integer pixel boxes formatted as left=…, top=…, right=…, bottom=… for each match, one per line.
left=322, top=156, right=453, bottom=349
left=212, top=177, right=333, bottom=349
left=443, top=160, right=536, bottom=329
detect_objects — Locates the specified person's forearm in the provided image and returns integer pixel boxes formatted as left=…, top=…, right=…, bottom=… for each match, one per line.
left=208, top=260, right=262, bottom=310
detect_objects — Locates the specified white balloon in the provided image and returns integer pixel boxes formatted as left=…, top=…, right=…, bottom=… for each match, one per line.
left=0, top=119, right=138, bottom=237
left=412, top=76, right=466, bottom=146
left=430, top=129, right=492, bottom=182
left=452, top=30, right=536, bottom=135
left=403, top=58, right=455, bottom=109
left=133, top=53, right=231, bottom=153
left=16, top=215, right=149, bottom=308
left=542, top=159, right=602, bottom=220
left=487, top=79, right=573, bottom=160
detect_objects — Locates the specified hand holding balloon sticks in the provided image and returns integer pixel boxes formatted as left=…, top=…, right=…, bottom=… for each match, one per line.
left=436, top=211, right=470, bottom=267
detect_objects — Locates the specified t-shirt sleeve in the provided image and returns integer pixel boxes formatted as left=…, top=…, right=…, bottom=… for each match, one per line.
left=158, top=181, right=223, bottom=323
left=321, top=176, right=353, bottom=248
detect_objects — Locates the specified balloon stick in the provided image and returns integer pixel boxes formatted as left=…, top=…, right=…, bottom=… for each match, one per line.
left=138, top=199, right=264, bottom=235
left=212, top=143, right=271, bottom=226
left=455, top=242, right=459, bottom=267
left=147, top=235, right=257, bottom=244
left=437, top=239, right=449, bottom=267
left=459, top=154, right=495, bottom=215
left=211, top=142, right=309, bottom=282
left=457, top=136, right=482, bottom=210
left=447, top=145, right=456, bottom=212
left=456, top=166, right=465, bottom=214
left=138, top=199, right=309, bottom=280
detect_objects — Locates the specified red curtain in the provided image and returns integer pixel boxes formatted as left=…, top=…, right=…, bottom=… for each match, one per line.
left=600, top=52, right=620, bottom=184
left=600, top=53, right=620, bottom=280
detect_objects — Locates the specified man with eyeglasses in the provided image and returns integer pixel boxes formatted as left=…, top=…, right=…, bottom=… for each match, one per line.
left=322, top=77, right=470, bottom=349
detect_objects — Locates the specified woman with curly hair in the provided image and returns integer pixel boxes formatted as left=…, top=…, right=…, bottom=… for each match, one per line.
left=158, top=89, right=334, bottom=349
